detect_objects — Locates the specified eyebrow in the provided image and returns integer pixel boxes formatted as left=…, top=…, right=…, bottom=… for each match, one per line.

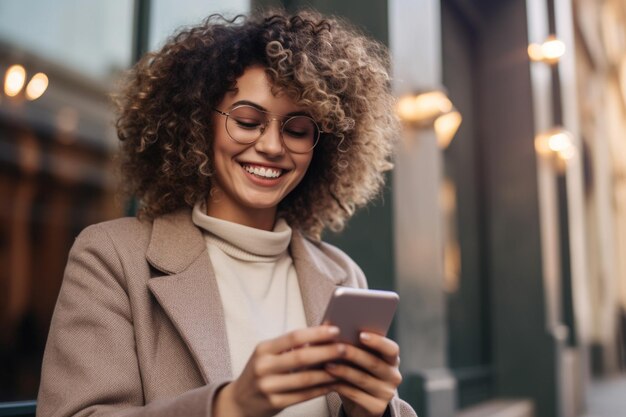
left=229, top=100, right=310, bottom=118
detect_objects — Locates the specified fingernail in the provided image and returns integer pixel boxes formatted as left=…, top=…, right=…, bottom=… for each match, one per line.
left=328, top=326, right=340, bottom=335
left=360, top=332, right=371, bottom=341
left=337, top=343, right=346, bottom=354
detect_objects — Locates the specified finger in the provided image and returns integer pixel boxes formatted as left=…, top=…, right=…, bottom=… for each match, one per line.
left=331, top=383, right=389, bottom=415
left=269, top=343, right=347, bottom=373
left=260, top=370, right=337, bottom=393
left=257, top=326, right=340, bottom=354
left=267, top=385, right=333, bottom=409
left=341, top=344, right=402, bottom=384
left=359, top=332, right=400, bottom=365
left=325, top=363, right=396, bottom=399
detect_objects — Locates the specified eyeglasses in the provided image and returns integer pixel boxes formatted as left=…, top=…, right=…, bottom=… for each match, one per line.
left=213, top=105, right=321, bottom=154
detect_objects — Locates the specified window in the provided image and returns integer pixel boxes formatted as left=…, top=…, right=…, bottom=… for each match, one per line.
left=0, top=0, right=249, bottom=409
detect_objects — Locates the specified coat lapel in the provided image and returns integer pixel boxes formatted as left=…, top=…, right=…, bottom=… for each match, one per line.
left=290, top=230, right=348, bottom=327
left=146, top=209, right=232, bottom=384
left=144, top=210, right=349, bottom=415
left=290, top=231, right=349, bottom=417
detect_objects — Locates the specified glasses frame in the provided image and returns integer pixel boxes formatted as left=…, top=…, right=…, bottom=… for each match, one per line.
left=213, top=105, right=322, bottom=154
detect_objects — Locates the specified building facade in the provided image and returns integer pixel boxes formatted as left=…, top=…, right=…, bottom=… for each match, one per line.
left=1, top=0, right=625, bottom=416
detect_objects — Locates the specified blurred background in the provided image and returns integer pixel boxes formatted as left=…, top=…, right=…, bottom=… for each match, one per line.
left=0, top=0, right=625, bottom=416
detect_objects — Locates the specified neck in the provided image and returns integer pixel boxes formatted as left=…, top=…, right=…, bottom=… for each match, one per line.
left=205, top=197, right=277, bottom=231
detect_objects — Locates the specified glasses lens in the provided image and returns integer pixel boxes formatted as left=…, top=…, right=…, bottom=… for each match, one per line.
left=282, top=116, right=319, bottom=153
left=224, top=105, right=320, bottom=152
left=226, top=106, right=264, bottom=143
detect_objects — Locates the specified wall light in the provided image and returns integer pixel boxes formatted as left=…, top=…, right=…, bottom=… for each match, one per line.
left=535, top=127, right=576, bottom=171
left=528, top=35, right=566, bottom=65
left=434, top=110, right=462, bottom=149
left=25, top=72, right=49, bottom=101
left=397, top=90, right=462, bottom=149
left=397, top=91, right=452, bottom=125
left=4, top=64, right=27, bottom=97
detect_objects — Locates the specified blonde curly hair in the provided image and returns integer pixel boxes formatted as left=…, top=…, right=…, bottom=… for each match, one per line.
left=115, top=9, right=399, bottom=239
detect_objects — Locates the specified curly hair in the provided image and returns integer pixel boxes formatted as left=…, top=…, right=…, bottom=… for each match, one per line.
left=115, top=9, right=399, bottom=239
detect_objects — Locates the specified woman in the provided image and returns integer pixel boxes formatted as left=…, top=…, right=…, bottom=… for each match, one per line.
left=37, top=10, right=417, bottom=417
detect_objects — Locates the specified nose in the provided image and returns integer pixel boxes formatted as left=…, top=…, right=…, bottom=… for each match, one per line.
left=255, top=118, right=285, bottom=157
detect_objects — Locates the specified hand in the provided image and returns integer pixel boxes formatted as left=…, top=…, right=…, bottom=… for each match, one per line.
left=325, top=332, right=402, bottom=417
left=213, top=325, right=346, bottom=417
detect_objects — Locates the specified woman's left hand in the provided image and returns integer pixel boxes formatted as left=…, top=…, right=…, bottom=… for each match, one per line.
left=325, top=332, right=402, bottom=417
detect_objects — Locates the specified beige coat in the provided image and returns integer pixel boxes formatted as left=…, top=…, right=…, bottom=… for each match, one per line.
left=37, top=209, right=417, bottom=417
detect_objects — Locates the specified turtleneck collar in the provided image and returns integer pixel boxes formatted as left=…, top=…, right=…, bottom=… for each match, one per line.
left=192, top=200, right=292, bottom=261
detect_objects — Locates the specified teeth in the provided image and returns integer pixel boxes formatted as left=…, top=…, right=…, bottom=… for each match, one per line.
left=243, top=164, right=283, bottom=178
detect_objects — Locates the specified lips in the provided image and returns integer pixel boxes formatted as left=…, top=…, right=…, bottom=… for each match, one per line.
left=240, top=163, right=286, bottom=179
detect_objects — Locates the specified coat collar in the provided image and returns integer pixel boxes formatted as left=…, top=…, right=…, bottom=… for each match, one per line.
left=146, top=209, right=205, bottom=274
left=145, top=209, right=347, bottom=387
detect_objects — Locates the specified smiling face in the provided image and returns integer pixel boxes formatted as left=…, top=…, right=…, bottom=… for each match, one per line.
left=207, top=66, right=315, bottom=230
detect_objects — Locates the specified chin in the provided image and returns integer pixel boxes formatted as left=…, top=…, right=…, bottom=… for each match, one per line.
left=240, top=190, right=287, bottom=209
left=242, top=197, right=282, bottom=210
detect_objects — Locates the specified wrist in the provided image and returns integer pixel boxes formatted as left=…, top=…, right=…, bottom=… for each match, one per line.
left=213, top=382, right=246, bottom=417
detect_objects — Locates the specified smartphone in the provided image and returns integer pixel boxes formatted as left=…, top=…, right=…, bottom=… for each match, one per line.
left=320, top=287, right=399, bottom=346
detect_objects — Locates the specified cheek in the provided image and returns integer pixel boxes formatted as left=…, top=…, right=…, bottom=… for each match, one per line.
left=294, top=155, right=313, bottom=180
left=299, top=153, right=314, bottom=171
left=212, top=132, right=242, bottom=166
left=211, top=119, right=235, bottom=154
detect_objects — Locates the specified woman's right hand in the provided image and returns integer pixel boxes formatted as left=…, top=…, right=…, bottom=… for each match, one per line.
left=212, top=325, right=345, bottom=417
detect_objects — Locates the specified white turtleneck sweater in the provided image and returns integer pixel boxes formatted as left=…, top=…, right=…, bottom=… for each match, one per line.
left=192, top=202, right=330, bottom=417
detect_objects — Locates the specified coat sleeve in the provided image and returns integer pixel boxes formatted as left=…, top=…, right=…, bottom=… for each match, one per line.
left=37, top=224, right=228, bottom=417
left=388, top=400, right=418, bottom=417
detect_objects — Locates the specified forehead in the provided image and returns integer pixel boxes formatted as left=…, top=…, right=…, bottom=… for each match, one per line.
left=220, top=66, right=305, bottom=114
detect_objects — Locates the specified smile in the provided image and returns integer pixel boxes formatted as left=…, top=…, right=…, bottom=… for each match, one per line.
left=241, top=163, right=285, bottom=179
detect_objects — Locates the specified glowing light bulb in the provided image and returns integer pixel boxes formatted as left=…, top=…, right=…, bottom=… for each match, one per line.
left=547, top=132, right=572, bottom=152
left=541, top=36, right=566, bottom=63
left=397, top=95, right=420, bottom=123
left=4, top=64, right=26, bottom=97
left=528, top=35, right=566, bottom=64
left=528, top=43, right=544, bottom=62
left=397, top=91, right=453, bottom=124
left=25, top=72, right=49, bottom=100
left=434, top=110, right=462, bottom=149
left=535, top=128, right=576, bottom=167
